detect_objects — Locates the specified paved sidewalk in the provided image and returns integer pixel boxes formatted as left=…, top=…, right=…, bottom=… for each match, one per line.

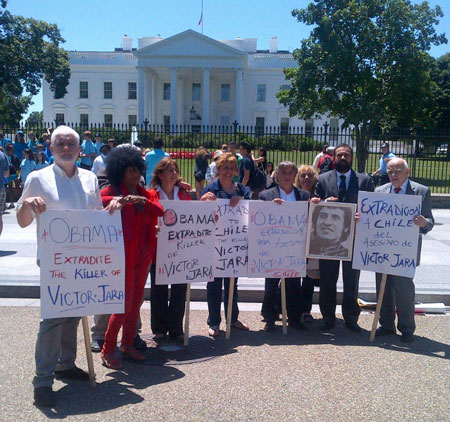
left=1, top=208, right=450, bottom=303
left=0, top=305, right=448, bottom=422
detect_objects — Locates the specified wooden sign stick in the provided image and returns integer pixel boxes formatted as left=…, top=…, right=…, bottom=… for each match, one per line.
left=225, top=278, right=235, bottom=340
left=369, top=273, right=388, bottom=342
left=184, top=284, right=191, bottom=346
left=81, top=316, right=96, bottom=387
left=280, top=278, right=288, bottom=335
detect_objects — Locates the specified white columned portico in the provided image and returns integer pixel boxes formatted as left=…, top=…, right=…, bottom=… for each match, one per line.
left=137, top=66, right=146, bottom=125
left=202, top=68, right=210, bottom=128
left=150, top=73, right=156, bottom=125
left=170, top=68, right=178, bottom=127
left=234, top=68, right=243, bottom=125
left=143, top=70, right=149, bottom=122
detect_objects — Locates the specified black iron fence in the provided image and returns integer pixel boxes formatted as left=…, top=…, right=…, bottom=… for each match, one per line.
left=1, top=122, right=449, bottom=193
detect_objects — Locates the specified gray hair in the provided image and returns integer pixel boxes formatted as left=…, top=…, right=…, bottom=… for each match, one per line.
left=388, top=157, right=409, bottom=170
left=51, top=125, right=80, bottom=146
left=275, top=161, right=298, bottom=182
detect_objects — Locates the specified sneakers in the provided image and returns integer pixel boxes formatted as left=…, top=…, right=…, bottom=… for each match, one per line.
left=91, top=339, right=104, bottom=353
left=34, top=387, right=56, bottom=407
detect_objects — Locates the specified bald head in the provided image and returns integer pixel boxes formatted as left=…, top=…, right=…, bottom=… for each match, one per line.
left=387, top=158, right=410, bottom=188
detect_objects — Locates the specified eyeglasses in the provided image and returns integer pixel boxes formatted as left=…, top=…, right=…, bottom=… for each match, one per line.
left=299, top=173, right=314, bottom=178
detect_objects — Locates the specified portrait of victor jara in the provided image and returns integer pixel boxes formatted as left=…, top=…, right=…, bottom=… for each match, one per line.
left=307, top=202, right=356, bottom=261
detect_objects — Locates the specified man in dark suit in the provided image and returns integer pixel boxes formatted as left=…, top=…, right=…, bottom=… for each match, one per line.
left=315, top=144, right=374, bottom=332
left=259, top=161, right=310, bottom=331
left=375, top=158, right=434, bottom=343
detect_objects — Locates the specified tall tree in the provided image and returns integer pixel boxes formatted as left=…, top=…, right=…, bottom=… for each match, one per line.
left=430, top=53, right=450, bottom=129
left=277, top=0, right=447, bottom=171
left=25, top=111, right=43, bottom=127
left=0, top=0, right=70, bottom=125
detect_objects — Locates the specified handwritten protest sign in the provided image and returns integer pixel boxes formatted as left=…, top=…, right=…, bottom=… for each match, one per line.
left=213, top=199, right=249, bottom=277
left=248, top=201, right=308, bottom=278
left=156, top=200, right=216, bottom=284
left=353, top=191, right=421, bottom=278
left=38, top=210, right=125, bottom=319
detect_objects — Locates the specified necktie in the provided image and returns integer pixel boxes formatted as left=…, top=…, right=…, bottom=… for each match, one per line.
left=338, top=175, right=347, bottom=201
left=394, top=187, right=401, bottom=194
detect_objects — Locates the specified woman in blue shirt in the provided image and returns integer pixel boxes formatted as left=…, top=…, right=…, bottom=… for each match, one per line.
left=200, top=152, right=250, bottom=337
left=20, top=148, right=36, bottom=184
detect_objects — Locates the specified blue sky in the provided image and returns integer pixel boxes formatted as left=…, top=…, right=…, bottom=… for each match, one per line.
left=6, top=0, right=449, bottom=121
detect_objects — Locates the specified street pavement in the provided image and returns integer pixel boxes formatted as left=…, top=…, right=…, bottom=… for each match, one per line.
left=0, top=305, right=448, bottom=421
left=1, top=208, right=450, bottom=303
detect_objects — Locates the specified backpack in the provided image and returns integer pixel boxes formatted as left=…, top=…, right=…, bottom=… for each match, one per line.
left=249, top=165, right=266, bottom=191
left=319, top=155, right=334, bottom=174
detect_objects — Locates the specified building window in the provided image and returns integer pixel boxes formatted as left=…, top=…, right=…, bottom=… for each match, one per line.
left=330, top=117, right=339, bottom=142
left=221, top=84, right=230, bottom=102
left=255, top=117, right=265, bottom=136
left=55, top=113, right=65, bottom=126
left=104, top=82, right=112, bottom=99
left=220, top=116, right=230, bottom=126
left=79, top=81, right=88, bottom=99
left=80, top=114, right=89, bottom=127
left=128, top=82, right=137, bottom=100
left=104, top=114, right=113, bottom=128
left=128, top=114, right=137, bottom=127
left=192, top=83, right=201, bottom=101
left=256, top=84, right=266, bottom=102
left=305, top=119, right=314, bottom=137
left=280, top=117, right=289, bottom=135
left=163, top=83, right=171, bottom=101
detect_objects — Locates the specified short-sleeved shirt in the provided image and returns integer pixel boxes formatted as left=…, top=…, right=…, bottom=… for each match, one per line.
left=80, top=140, right=97, bottom=166
left=0, top=151, right=9, bottom=190
left=239, top=155, right=255, bottom=185
left=201, top=179, right=250, bottom=200
left=13, top=141, right=27, bottom=159
left=17, top=163, right=102, bottom=261
left=379, top=152, right=396, bottom=175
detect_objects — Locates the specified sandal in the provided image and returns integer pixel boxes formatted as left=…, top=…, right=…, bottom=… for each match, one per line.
left=208, top=326, right=220, bottom=337
left=101, top=352, right=122, bottom=370
left=231, top=320, right=249, bottom=330
left=119, top=345, right=146, bottom=361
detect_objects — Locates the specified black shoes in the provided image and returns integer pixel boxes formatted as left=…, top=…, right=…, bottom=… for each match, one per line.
left=345, top=321, right=362, bottom=332
left=34, top=387, right=56, bottom=407
left=375, top=327, right=396, bottom=337
left=134, top=334, right=147, bottom=351
left=91, top=339, right=104, bottom=353
left=54, top=366, right=89, bottom=381
left=264, top=322, right=276, bottom=332
left=401, top=333, right=414, bottom=343
left=320, top=319, right=335, bottom=331
left=289, top=320, right=308, bottom=331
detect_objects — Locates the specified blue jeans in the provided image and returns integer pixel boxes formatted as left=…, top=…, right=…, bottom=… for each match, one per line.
left=207, top=278, right=239, bottom=327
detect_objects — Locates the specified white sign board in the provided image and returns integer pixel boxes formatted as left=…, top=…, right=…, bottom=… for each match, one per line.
left=352, top=191, right=421, bottom=278
left=156, top=200, right=216, bottom=285
left=213, top=199, right=249, bottom=277
left=248, top=201, right=308, bottom=278
left=38, top=210, right=125, bottom=319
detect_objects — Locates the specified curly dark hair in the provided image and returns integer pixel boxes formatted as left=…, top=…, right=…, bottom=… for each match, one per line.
left=105, top=145, right=146, bottom=187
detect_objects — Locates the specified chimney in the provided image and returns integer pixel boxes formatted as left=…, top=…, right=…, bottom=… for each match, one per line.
left=269, top=36, right=278, bottom=54
left=122, top=35, right=132, bottom=51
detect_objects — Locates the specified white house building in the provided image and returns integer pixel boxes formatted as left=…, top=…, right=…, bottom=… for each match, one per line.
left=43, top=30, right=339, bottom=133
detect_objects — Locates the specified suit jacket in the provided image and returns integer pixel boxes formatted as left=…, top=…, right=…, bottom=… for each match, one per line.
left=258, top=185, right=310, bottom=202
left=375, top=179, right=434, bottom=266
left=315, top=169, right=374, bottom=203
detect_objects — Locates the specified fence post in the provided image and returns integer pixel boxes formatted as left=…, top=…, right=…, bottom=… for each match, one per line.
left=323, top=121, right=329, bottom=144
left=233, top=120, right=238, bottom=144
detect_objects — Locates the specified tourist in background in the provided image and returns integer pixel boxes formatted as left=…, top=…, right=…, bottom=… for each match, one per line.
left=194, top=146, right=211, bottom=200
left=20, top=148, right=36, bottom=185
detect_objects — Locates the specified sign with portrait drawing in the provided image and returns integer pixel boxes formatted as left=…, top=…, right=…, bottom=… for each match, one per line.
left=306, top=202, right=357, bottom=261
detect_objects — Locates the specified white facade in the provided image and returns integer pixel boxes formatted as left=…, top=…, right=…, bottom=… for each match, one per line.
left=43, top=30, right=335, bottom=131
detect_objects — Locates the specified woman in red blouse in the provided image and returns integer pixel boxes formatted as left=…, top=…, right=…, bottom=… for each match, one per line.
left=101, top=145, right=163, bottom=369
left=149, top=158, right=190, bottom=341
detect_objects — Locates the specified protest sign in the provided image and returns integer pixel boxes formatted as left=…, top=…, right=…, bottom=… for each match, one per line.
left=248, top=201, right=308, bottom=278
left=156, top=200, right=216, bottom=284
left=38, top=210, right=125, bottom=319
left=353, top=191, right=421, bottom=278
left=213, top=199, right=249, bottom=277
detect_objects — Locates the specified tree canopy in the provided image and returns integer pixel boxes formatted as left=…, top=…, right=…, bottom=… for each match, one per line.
left=430, top=53, right=450, bottom=129
left=0, top=0, right=70, bottom=125
left=277, top=0, right=447, bottom=170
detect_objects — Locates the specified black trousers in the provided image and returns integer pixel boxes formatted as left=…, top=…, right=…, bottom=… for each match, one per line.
left=318, top=259, right=360, bottom=323
left=150, top=264, right=187, bottom=337
left=261, top=278, right=302, bottom=324
left=300, top=276, right=315, bottom=314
